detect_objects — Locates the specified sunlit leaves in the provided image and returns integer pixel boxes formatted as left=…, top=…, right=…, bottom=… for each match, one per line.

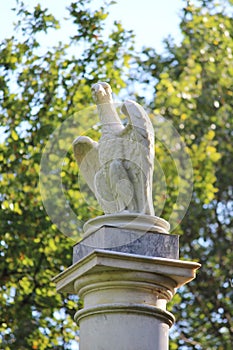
left=133, top=1, right=233, bottom=349
left=1, top=0, right=233, bottom=349
left=15, top=2, right=60, bottom=35
left=0, top=0, right=135, bottom=348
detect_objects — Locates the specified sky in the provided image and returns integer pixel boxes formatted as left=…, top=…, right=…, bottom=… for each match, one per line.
left=107, top=0, right=183, bottom=50
left=0, top=0, right=184, bottom=52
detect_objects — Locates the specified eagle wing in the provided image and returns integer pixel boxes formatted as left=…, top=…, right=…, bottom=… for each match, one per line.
left=121, top=100, right=154, bottom=143
left=120, top=100, right=155, bottom=215
left=73, top=136, right=100, bottom=194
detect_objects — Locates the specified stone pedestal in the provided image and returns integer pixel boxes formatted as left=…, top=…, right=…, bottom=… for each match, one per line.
left=53, top=216, right=200, bottom=350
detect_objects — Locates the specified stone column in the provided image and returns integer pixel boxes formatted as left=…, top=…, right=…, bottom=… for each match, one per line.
left=53, top=215, right=200, bottom=350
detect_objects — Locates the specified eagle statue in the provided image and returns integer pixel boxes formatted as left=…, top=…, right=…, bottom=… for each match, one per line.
left=73, top=82, right=155, bottom=216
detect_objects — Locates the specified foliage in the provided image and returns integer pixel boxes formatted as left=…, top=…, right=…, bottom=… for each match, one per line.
left=138, top=1, right=233, bottom=348
left=1, top=0, right=233, bottom=349
left=0, top=1, right=134, bottom=348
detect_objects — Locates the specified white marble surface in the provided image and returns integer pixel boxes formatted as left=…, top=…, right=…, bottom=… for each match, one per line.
left=53, top=250, right=200, bottom=350
left=73, top=82, right=155, bottom=215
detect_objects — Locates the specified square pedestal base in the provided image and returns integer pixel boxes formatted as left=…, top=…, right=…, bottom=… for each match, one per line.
left=73, top=226, right=179, bottom=263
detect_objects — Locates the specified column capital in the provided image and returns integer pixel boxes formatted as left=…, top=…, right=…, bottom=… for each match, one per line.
left=53, top=249, right=200, bottom=294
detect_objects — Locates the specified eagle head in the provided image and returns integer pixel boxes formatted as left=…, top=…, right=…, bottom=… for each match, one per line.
left=91, top=82, right=113, bottom=104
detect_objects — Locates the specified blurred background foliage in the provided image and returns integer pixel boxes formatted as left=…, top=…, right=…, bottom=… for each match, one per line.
left=0, top=0, right=232, bottom=349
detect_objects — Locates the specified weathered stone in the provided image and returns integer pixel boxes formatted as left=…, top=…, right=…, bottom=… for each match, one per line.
left=53, top=249, right=201, bottom=350
left=73, top=226, right=179, bottom=263
left=83, top=212, right=170, bottom=235
left=73, top=82, right=155, bottom=215
left=52, top=80, right=202, bottom=349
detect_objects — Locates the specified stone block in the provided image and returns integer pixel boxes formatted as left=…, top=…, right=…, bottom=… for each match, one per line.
left=73, top=226, right=179, bottom=263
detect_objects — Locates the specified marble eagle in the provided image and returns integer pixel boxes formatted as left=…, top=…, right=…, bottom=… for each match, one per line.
left=73, top=82, right=155, bottom=215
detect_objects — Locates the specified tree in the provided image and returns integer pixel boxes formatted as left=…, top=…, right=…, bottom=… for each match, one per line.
left=1, top=0, right=233, bottom=349
left=138, top=0, right=233, bottom=348
left=0, top=1, right=134, bottom=348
